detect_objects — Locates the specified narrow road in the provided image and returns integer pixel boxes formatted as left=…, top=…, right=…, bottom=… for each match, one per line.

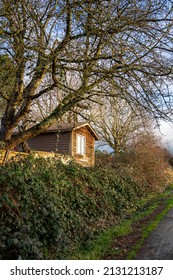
left=136, top=208, right=173, bottom=260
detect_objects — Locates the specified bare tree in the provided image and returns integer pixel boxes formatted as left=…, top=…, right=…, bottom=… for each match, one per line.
left=86, top=96, right=152, bottom=154
left=30, top=72, right=81, bottom=123
left=0, top=55, right=15, bottom=114
left=0, top=0, right=173, bottom=150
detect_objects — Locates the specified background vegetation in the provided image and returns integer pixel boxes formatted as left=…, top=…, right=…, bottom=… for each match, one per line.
left=0, top=132, right=172, bottom=260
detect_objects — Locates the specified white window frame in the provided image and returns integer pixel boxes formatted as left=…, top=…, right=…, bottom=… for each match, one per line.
left=76, top=134, right=86, bottom=155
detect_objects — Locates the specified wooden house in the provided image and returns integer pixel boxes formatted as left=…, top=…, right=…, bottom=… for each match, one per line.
left=17, top=122, right=99, bottom=166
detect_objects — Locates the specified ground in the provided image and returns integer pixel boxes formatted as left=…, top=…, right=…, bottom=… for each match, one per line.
left=101, top=191, right=173, bottom=260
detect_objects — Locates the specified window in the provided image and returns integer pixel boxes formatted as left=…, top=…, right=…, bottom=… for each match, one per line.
left=76, top=134, right=86, bottom=155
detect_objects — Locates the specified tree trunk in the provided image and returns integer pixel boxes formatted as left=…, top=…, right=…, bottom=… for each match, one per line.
left=21, top=141, right=31, bottom=153
left=2, top=149, right=10, bottom=165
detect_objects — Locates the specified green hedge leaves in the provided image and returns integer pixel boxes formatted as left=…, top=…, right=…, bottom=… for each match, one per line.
left=0, top=156, right=150, bottom=259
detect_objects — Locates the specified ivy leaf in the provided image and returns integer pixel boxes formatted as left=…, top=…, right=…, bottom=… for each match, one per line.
left=13, top=238, right=18, bottom=245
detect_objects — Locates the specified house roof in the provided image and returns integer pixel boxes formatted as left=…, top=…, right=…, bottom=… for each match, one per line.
left=44, top=122, right=99, bottom=140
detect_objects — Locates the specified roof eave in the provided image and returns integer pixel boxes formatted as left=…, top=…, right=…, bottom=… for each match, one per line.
left=73, top=123, right=99, bottom=140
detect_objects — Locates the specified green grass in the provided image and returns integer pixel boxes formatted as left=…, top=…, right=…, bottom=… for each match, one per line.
left=67, top=184, right=173, bottom=260
left=128, top=195, right=173, bottom=259
left=68, top=219, right=132, bottom=260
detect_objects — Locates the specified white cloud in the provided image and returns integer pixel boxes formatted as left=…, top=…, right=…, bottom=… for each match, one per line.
left=158, top=121, right=173, bottom=153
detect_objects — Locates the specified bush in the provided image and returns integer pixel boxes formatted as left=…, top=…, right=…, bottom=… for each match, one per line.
left=126, top=133, right=172, bottom=191
left=0, top=155, right=148, bottom=260
left=95, top=133, right=172, bottom=191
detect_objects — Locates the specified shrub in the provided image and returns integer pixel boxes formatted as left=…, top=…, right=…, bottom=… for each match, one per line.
left=126, top=133, right=172, bottom=191
left=0, top=155, right=148, bottom=260
left=95, top=133, right=172, bottom=191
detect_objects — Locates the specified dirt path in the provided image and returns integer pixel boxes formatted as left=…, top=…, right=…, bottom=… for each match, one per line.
left=102, top=190, right=173, bottom=260
left=135, top=207, right=173, bottom=260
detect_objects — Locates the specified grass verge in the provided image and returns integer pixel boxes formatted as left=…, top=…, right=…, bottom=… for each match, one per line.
left=128, top=194, right=173, bottom=259
left=67, top=184, right=173, bottom=260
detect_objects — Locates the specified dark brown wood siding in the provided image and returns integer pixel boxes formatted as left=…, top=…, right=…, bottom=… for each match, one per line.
left=17, top=131, right=71, bottom=154
left=16, top=126, right=96, bottom=166
left=56, top=131, right=71, bottom=154
left=72, top=127, right=95, bottom=166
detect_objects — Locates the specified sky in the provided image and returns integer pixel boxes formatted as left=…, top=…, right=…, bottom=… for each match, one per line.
left=158, top=121, right=173, bottom=153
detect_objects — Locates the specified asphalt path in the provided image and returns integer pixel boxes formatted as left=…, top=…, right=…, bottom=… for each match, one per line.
left=135, top=207, right=173, bottom=260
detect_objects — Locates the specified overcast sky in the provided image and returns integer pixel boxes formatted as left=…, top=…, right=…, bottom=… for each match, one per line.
left=158, top=121, right=173, bottom=153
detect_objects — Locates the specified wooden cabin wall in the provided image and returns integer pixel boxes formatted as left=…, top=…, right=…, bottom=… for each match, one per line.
left=72, top=127, right=95, bottom=166
left=17, top=131, right=71, bottom=155
left=16, top=126, right=96, bottom=167
left=56, top=131, right=71, bottom=155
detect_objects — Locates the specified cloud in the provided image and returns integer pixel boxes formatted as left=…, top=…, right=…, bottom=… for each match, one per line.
left=158, top=121, right=173, bottom=153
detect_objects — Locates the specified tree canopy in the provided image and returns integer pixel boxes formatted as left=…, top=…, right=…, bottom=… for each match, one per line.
left=0, top=0, right=173, bottom=149
left=88, top=97, right=152, bottom=154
